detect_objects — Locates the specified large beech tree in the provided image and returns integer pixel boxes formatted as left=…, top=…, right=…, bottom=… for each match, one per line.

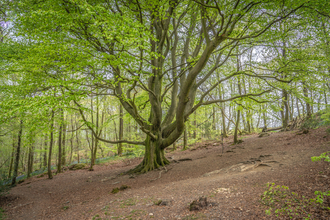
left=6, top=0, right=330, bottom=173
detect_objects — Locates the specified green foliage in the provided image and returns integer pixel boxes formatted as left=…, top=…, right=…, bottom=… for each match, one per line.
left=302, top=108, right=330, bottom=130
left=260, top=183, right=329, bottom=219
left=311, top=152, right=330, bottom=162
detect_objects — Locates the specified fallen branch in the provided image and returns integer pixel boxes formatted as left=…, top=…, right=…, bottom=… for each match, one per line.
left=267, top=126, right=282, bottom=132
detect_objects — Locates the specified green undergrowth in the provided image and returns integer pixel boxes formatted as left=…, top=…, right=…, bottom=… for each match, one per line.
left=0, top=179, right=9, bottom=197
left=302, top=108, right=330, bottom=131
left=0, top=208, right=6, bottom=220
left=261, top=151, right=330, bottom=219
left=261, top=183, right=329, bottom=219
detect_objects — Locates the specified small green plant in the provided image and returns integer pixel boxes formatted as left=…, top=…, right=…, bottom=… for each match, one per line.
left=111, top=188, right=120, bottom=194
left=312, top=191, right=330, bottom=209
left=62, top=206, right=69, bottom=210
left=153, top=200, right=162, bottom=205
left=111, top=185, right=130, bottom=194
left=311, top=152, right=330, bottom=162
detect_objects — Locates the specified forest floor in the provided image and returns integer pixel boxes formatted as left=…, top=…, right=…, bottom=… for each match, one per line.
left=1, top=127, right=330, bottom=220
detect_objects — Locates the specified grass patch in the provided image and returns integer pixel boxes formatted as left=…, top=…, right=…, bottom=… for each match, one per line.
left=120, top=198, right=136, bottom=208
left=125, top=209, right=147, bottom=219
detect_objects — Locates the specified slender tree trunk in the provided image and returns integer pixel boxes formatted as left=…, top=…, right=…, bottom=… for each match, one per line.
left=303, top=83, right=311, bottom=118
left=89, top=92, right=95, bottom=170
left=256, top=110, right=261, bottom=130
left=69, top=134, right=73, bottom=165
left=118, top=104, right=124, bottom=156
left=43, top=135, right=48, bottom=168
left=12, top=119, right=23, bottom=186
left=62, top=122, right=66, bottom=166
left=92, top=96, right=101, bottom=165
left=69, top=114, right=74, bottom=165
left=282, top=89, right=289, bottom=128
left=263, top=107, right=267, bottom=128
left=27, top=139, right=34, bottom=178
left=8, top=134, right=16, bottom=179
left=183, top=127, right=188, bottom=150
left=311, top=90, right=314, bottom=114
left=234, top=52, right=241, bottom=144
left=290, top=94, right=294, bottom=120
left=57, top=109, right=63, bottom=173
left=246, top=111, right=251, bottom=133
left=212, top=106, right=216, bottom=131
left=296, top=93, right=301, bottom=118
left=218, top=85, right=228, bottom=137
left=324, top=91, right=328, bottom=105
left=48, top=110, right=55, bottom=179
left=234, top=110, right=240, bottom=144
left=75, top=116, right=80, bottom=164
left=250, top=112, right=254, bottom=131
left=193, top=111, right=197, bottom=139
left=226, top=105, right=232, bottom=133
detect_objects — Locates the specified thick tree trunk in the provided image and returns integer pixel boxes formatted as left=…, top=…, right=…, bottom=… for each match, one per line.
left=12, top=119, right=23, bottom=186
left=48, top=110, right=55, bottom=179
left=128, top=136, right=169, bottom=174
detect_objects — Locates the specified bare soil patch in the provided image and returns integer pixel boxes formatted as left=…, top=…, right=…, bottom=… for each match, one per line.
left=1, top=127, right=330, bottom=219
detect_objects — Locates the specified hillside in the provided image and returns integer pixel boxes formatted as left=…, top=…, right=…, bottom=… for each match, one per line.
left=1, top=127, right=330, bottom=220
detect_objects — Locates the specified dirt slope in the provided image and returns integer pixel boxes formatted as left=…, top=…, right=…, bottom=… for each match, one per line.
left=1, top=127, right=330, bottom=220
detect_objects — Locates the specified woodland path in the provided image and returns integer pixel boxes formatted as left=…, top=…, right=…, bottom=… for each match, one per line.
left=1, top=127, right=330, bottom=220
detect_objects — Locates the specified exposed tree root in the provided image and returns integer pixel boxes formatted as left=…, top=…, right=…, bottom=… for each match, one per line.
left=125, top=157, right=170, bottom=175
